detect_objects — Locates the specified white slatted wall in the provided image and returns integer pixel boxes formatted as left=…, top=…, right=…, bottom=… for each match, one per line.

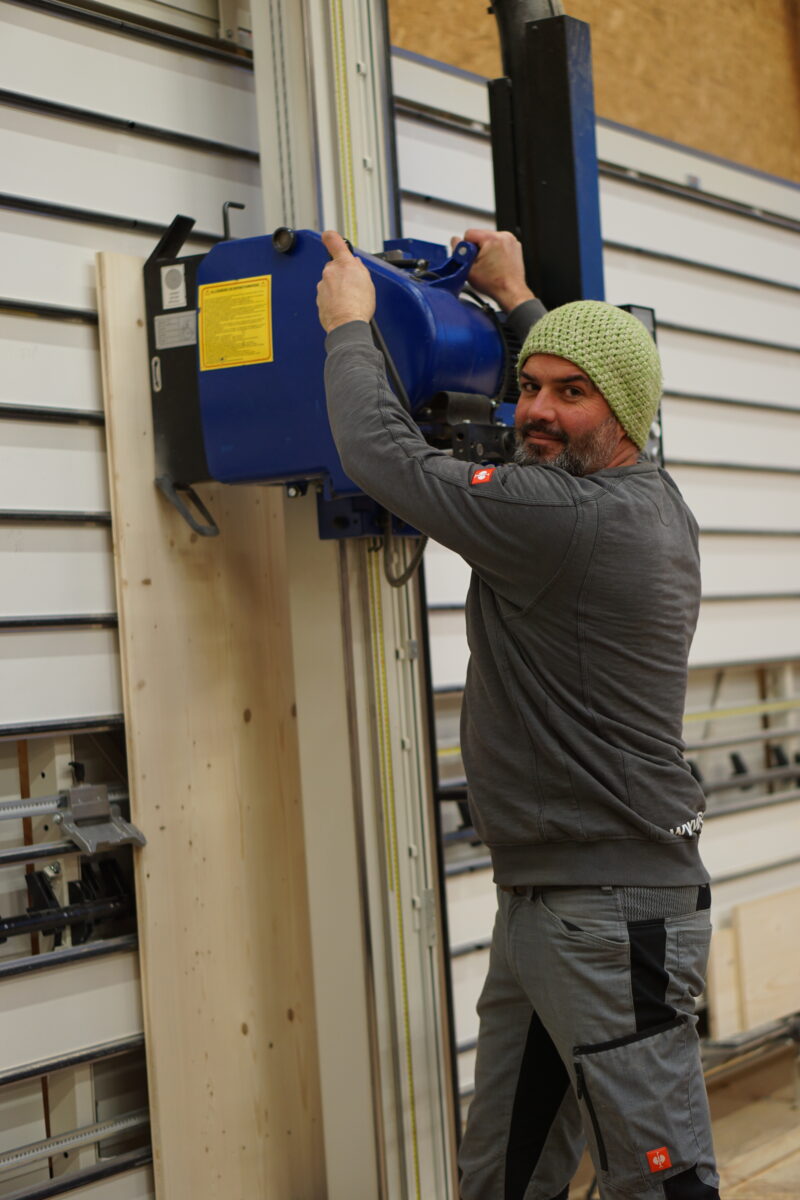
left=0, top=2, right=260, bottom=1193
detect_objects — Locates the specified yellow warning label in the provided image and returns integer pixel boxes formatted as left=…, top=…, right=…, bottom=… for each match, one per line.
left=198, top=275, right=273, bottom=370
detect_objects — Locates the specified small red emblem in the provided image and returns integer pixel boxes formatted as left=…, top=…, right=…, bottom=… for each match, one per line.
left=646, top=1147, right=672, bottom=1173
left=471, top=467, right=495, bottom=486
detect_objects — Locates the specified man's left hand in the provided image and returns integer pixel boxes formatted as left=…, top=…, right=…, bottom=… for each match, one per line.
left=316, top=230, right=376, bottom=332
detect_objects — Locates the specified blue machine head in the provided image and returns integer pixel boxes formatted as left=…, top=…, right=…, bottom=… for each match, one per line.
left=145, top=226, right=519, bottom=538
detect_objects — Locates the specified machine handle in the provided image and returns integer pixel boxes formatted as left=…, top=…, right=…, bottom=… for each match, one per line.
left=425, top=240, right=479, bottom=293
left=155, top=476, right=220, bottom=537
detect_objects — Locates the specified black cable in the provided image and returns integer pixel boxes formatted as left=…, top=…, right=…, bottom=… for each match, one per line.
left=382, top=520, right=428, bottom=588
left=368, top=315, right=428, bottom=586
left=369, top=317, right=412, bottom=413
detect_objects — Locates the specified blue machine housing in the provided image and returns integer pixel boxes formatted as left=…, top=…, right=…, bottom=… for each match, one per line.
left=195, top=231, right=508, bottom=522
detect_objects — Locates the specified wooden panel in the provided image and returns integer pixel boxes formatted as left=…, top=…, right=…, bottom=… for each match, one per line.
left=95, top=252, right=324, bottom=1199
left=82, top=0, right=215, bottom=37
left=0, top=421, right=109, bottom=512
left=0, top=1083, right=49, bottom=1195
left=445, top=869, right=495, bottom=949
left=669, top=466, right=800, bottom=532
left=395, top=115, right=494, bottom=214
left=0, top=313, right=101, bottom=414
left=0, top=1, right=257, bottom=151
left=599, top=176, right=800, bottom=289
left=389, top=0, right=800, bottom=184
left=692, top=599, right=800, bottom=666
left=450, top=947, right=490, bottom=1046
left=393, top=48, right=800, bottom=221
left=701, top=803, right=800, bottom=887
left=734, top=887, right=800, bottom=1028
left=431, top=595, right=800, bottom=685
left=0, top=526, right=116, bottom=618
left=64, top=1167, right=155, bottom=1199
left=0, top=211, right=211, bottom=317
left=424, top=541, right=470, bottom=608
left=427, top=608, right=468, bottom=691
left=706, top=926, right=742, bottom=1039
left=604, top=249, right=800, bottom=350
left=428, top=528, right=800, bottom=609
left=0, top=952, right=143, bottom=1074
left=0, top=630, right=122, bottom=727
left=664, top=401, right=800, bottom=467
left=659, top=329, right=799, bottom=408
left=0, top=108, right=263, bottom=239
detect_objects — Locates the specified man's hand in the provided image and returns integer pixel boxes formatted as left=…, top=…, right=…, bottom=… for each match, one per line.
left=452, top=228, right=534, bottom=313
left=316, top=229, right=376, bottom=333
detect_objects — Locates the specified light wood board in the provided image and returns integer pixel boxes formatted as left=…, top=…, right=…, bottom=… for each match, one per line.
left=734, top=886, right=800, bottom=1030
left=706, top=925, right=742, bottom=1039
left=96, top=252, right=324, bottom=1199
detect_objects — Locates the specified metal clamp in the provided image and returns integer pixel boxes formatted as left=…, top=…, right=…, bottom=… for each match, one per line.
left=56, top=785, right=146, bottom=855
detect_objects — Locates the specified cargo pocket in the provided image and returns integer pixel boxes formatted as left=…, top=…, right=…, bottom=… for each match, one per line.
left=573, top=1015, right=703, bottom=1194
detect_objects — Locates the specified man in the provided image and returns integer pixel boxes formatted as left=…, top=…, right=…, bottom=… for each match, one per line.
left=317, top=228, right=719, bottom=1200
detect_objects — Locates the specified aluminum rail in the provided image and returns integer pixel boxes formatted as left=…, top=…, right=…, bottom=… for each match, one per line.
left=0, top=1034, right=145, bottom=1089
left=0, top=1146, right=152, bottom=1200
left=0, top=1111, right=149, bottom=1172
left=0, top=788, right=128, bottom=822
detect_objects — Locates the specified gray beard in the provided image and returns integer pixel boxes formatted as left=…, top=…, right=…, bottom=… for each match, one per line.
left=513, top=415, right=621, bottom=477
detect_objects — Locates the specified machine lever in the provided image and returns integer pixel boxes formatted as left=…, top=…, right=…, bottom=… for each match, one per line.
left=222, top=201, right=246, bottom=241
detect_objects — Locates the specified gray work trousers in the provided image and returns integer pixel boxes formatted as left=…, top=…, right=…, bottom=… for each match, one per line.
left=458, top=886, right=720, bottom=1200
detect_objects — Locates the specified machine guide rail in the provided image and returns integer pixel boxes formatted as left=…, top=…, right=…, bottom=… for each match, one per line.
left=0, top=784, right=144, bottom=857
left=0, top=1110, right=150, bottom=1173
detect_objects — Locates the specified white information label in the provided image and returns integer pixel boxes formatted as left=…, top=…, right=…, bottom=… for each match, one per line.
left=154, top=311, right=197, bottom=350
left=160, top=262, right=187, bottom=310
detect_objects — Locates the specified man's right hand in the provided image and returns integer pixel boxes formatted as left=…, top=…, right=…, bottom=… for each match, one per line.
left=452, top=228, right=535, bottom=313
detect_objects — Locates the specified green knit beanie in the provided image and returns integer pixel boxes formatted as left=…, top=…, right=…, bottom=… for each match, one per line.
left=516, top=301, right=662, bottom=449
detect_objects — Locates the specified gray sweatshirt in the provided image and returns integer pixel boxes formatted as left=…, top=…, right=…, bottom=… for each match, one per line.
left=324, top=310, right=708, bottom=886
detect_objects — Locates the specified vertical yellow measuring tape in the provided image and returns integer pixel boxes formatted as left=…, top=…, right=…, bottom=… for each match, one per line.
left=329, top=4, right=423, bottom=1187
left=329, top=0, right=359, bottom=243
left=368, top=549, right=422, bottom=1200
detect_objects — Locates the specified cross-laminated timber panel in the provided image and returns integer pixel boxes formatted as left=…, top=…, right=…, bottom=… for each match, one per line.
left=96, top=252, right=324, bottom=1199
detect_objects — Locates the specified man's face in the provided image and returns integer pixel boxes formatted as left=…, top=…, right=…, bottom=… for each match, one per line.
left=514, top=353, right=624, bottom=476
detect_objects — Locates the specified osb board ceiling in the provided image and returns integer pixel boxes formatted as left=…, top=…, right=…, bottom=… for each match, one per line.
left=389, top=0, right=800, bottom=185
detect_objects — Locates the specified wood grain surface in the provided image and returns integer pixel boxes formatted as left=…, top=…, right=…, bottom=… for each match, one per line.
left=96, top=252, right=325, bottom=1199
left=389, top=0, right=800, bottom=184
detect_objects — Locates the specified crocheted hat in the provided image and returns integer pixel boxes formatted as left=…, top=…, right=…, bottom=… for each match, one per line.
left=517, top=301, right=662, bottom=449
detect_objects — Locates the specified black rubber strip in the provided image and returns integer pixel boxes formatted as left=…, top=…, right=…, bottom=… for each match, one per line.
left=0, top=510, right=112, bottom=526
left=0, top=191, right=219, bottom=245
left=5, top=0, right=252, bottom=68
left=0, top=1145, right=152, bottom=1200
left=0, top=88, right=259, bottom=162
left=0, top=614, right=118, bottom=631
left=0, top=1033, right=145, bottom=1087
left=0, top=297, right=97, bottom=323
left=0, top=402, right=104, bottom=425
left=0, top=933, right=137, bottom=980
left=0, top=713, right=123, bottom=741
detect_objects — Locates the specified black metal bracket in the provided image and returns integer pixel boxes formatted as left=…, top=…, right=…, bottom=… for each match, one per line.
left=155, top=475, right=219, bottom=537
left=145, top=214, right=196, bottom=266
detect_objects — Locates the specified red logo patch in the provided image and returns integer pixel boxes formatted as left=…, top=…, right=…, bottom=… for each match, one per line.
left=646, top=1147, right=672, bottom=1173
left=471, top=467, right=495, bottom=486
